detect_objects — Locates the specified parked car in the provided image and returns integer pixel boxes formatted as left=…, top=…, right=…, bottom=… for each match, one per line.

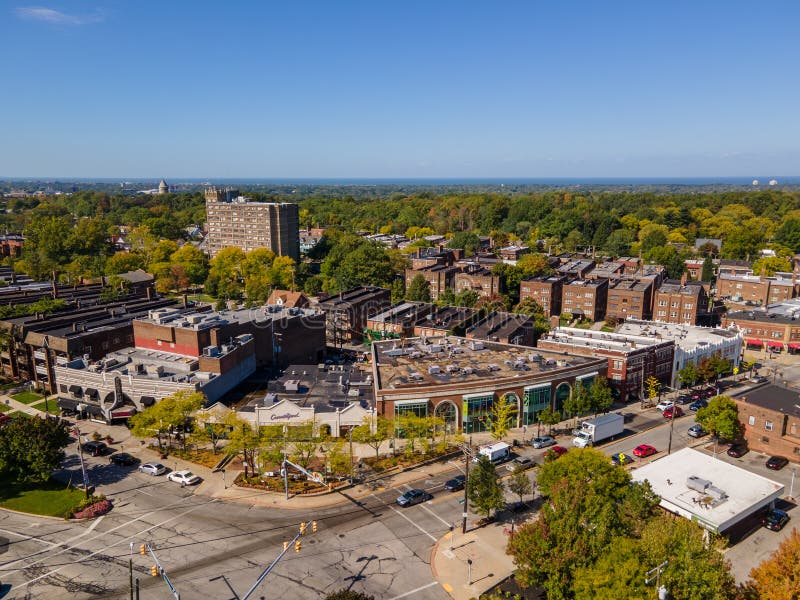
left=663, top=406, right=684, bottom=419
left=762, top=509, right=790, bottom=531
left=611, top=452, right=634, bottom=466
left=531, top=436, right=556, bottom=449
left=690, top=390, right=702, bottom=400
left=396, top=489, right=432, bottom=507
left=443, top=475, right=466, bottom=492
left=702, top=387, right=717, bottom=398
left=751, top=375, right=768, bottom=384
left=676, top=394, right=692, bottom=405
left=167, top=470, right=202, bottom=486
left=138, top=462, right=167, bottom=476
left=109, top=452, right=139, bottom=466
left=633, top=444, right=657, bottom=458
left=687, top=424, right=707, bottom=438
left=655, top=400, right=674, bottom=412
left=766, top=456, right=789, bottom=470
left=506, top=456, right=534, bottom=471
left=82, top=441, right=108, bottom=456
left=726, top=443, right=748, bottom=458
left=689, top=399, right=708, bottom=411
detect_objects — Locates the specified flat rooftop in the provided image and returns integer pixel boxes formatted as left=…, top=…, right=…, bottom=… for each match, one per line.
left=368, top=302, right=429, bottom=324
left=541, top=327, right=670, bottom=354
left=416, top=306, right=476, bottom=329
left=609, top=279, right=652, bottom=293
left=631, top=448, right=784, bottom=532
left=240, top=363, right=374, bottom=414
left=657, top=280, right=704, bottom=296
left=617, top=319, right=741, bottom=352
left=467, top=312, right=533, bottom=340
left=139, top=304, right=316, bottom=330
left=373, top=335, right=601, bottom=391
left=734, top=384, right=800, bottom=417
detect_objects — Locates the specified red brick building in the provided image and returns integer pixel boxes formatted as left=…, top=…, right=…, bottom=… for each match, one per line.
left=733, top=385, right=800, bottom=464
left=653, top=279, right=709, bottom=325
left=606, top=279, right=654, bottom=321
left=519, top=275, right=567, bottom=316
left=561, top=278, right=608, bottom=321
left=454, top=263, right=502, bottom=298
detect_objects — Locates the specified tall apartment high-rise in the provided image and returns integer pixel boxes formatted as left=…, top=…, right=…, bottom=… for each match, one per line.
left=204, top=187, right=300, bottom=261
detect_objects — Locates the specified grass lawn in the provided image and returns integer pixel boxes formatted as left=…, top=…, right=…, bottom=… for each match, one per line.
left=0, top=403, right=11, bottom=412
left=32, top=400, right=60, bottom=415
left=11, top=391, right=43, bottom=404
left=0, top=475, right=86, bottom=517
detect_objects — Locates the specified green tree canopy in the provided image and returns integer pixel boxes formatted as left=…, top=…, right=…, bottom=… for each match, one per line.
left=695, top=396, right=741, bottom=440
left=467, top=455, right=505, bottom=518
left=0, top=415, right=71, bottom=483
left=405, top=274, right=432, bottom=302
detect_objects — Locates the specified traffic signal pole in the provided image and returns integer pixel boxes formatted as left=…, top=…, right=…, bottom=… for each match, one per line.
left=139, top=542, right=180, bottom=600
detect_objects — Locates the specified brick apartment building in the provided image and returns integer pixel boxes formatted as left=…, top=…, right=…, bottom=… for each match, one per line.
left=519, top=275, right=567, bottom=316
left=733, top=384, right=800, bottom=464
left=454, top=262, right=502, bottom=298
left=405, top=264, right=459, bottom=301
left=561, top=278, right=608, bottom=321
left=465, top=312, right=536, bottom=346
left=318, top=286, right=392, bottom=346
left=717, top=272, right=799, bottom=307
left=606, top=279, right=654, bottom=321
left=724, top=300, right=800, bottom=353
left=537, top=327, right=675, bottom=401
left=557, top=259, right=596, bottom=279
left=413, top=306, right=479, bottom=337
left=365, top=302, right=434, bottom=341
left=653, top=279, right=710, bottom=325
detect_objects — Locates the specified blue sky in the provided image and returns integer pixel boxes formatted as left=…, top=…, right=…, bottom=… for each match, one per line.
left=2, top=1, right=799, bottom=178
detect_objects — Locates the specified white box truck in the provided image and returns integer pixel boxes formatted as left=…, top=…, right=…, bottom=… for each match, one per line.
left=572, top=413, right=624, bottom=448
left=475, top=441, right=511, bottom=463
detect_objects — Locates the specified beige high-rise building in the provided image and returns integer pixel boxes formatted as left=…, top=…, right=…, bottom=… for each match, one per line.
left=204, top=187, right=300, bottom=261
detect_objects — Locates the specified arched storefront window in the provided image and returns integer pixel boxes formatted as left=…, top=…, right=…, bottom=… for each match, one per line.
left=522, top=384, right=551, bottom=425
left=554, top=382, right=572, bottom=413
left=462, top=392, right=495, bottom=434
left=434, top=401, right=458, bottom=429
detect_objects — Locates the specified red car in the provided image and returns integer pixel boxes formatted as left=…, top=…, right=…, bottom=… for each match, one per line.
left=663, top=406, right=684, bottom=419
left=633, top=444, right=657, bottom=458
left=545, top=446, right=568, bottom=460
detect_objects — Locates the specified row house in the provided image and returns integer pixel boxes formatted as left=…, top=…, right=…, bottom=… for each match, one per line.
left=317, top=287, right=393, bottom=346
left=365, top=302, right=434, bottom=340
left=465, top=312, right=536, bottom=346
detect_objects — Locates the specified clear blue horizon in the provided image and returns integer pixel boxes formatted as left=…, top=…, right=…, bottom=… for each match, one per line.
left=2, top=1, right=799, bottom=179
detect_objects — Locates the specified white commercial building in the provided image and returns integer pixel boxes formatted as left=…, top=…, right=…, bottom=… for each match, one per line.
left=632, top=448, right=784, bottom=533
left=617, top=319, right=743, bottom=389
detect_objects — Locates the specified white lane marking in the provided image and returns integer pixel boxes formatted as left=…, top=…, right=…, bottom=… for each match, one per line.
left=0, top=528, right=59, bottom=548
left=0, top=515, right=105, bottom=570
left=418, top=503, right=452, bottom=528
left=387, top=581, right=439, bottom=599
left=19, top=499, right=216, bottom=586
left=388, top=506, right=437, bottom=542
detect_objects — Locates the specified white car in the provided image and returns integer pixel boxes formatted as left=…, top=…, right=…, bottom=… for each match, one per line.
left=655, top=400, right=675, bottom=412
left=138, top=462, right=167, bottom=476
left=167, top=470, right=202, bottom=486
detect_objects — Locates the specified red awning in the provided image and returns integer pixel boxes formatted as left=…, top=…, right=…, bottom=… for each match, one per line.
left=110, top=410, right=134, bottom=418
left=745, top=338, right=763, bottom=346
left=767, top=341, right=784, bottom=348
left=788, top=343, right=800, bottom=350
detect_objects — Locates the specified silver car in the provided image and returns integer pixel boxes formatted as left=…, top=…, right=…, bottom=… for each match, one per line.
left=167, top=470, right=202, bottom=486
left=531, top=436, right=556, bottom=449
left=138, top=462, right=167, bottom=476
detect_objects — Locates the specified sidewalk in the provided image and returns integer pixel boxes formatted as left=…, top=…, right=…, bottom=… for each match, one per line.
left=431, top=521, right=518, bottom=600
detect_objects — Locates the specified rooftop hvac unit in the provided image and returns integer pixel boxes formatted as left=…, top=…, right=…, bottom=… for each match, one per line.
left=446, top=364, right=459, bottom=374
left=462, top=366, right=474, bottom=375
left=202, top=346, right=220, bottom=358
left=686, top=476, right=712, bottom=493
left=428, top=365, right=441, bottom=375
left=468, top=340, right=484, bottom=351
left=487, top=363, right=500, bottom=372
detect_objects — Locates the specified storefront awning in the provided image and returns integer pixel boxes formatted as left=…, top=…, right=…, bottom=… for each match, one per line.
left=110, top=410, right=135, bottom=419
left=140, top=396, right=156, bottom=407
left=767, top=341, right=783, bottom=348
left=57, top=397, right=80, bottom=411
left=788, top=343, right=800, bottom=350
left=745, top=338, right=763, bottom=346
left=68, top=384, right=83, bottom=396
left=84, top=388, right=99, bottom=398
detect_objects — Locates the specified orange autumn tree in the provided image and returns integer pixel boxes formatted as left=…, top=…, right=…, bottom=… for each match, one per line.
left=741, top=528, right=800, bottom=600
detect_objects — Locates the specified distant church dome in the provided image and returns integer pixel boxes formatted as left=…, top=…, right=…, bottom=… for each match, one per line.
left=158, top=179, right=168, bottom=194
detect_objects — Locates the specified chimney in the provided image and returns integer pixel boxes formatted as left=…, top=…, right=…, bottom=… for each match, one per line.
left=72, top=322, right=77, bottom=332
left=146, top=286, right=153, bottom=301
left=182, top=294, right=188, bottom=308
left=680, top=272, right=687, bottom=286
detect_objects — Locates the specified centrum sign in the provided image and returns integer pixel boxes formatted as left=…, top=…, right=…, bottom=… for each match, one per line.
left=271, top=412, right=301, bottom=421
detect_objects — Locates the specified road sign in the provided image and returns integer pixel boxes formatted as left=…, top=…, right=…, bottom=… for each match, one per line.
left=462, top=512, right=468, bottom=518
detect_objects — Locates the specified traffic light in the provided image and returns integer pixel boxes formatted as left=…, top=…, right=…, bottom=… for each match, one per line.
left=139, top=544, right=146, bottom=555
left=311, top=521, right=317, bottom=533
left=299, top=522, right=307, bottom=535
left=283, top=541, right=289, bottom=551
left=294, top=540, right=301, bottom=553
left=151, top=565, right=159, bottom=577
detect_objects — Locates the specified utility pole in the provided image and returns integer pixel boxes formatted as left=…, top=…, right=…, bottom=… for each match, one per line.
left=645, top=560, right=669, bottom=600
left=73, top=426, right=91, bottom=499
left=460, top=436, right=474, bottom=534
left=667, top=403, right=676, bottom=455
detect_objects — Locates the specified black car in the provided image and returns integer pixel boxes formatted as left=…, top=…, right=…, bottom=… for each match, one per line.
left=109, top=452, right=139, bottom=466
left=762, top=509, right=790, bottom=531
left=82, top=441, right=108, bottom=456
left=676, top=394, right=692, bottom=405
left=766, top=456, right=789, bottom=470
left=727, top=443, right=749, bottom=458
left=443, top=475, right=466, bottom=492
